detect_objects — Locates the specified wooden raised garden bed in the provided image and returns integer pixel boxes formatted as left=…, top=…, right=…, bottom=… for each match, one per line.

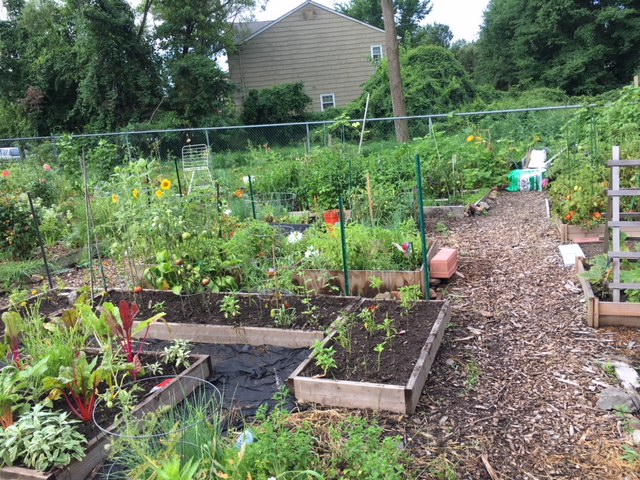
left=575, top=257, right=640, bottom=328
left=554, top=218, right=607, bottom=244
left=288, top=299, right=451, bottom=414
left=0, top=354, right=212, bottom=480
left=109, top=290, right=359, bottom=348
left=297, top=239, right=440, bottom=297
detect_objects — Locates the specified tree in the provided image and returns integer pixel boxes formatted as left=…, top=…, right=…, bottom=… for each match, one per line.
left=409, top=22, right=453, bottom=48
left=349, top=45, right=476, bottom=118
left=241, top=83, right=311, bottom=125
left=335, top=0, right=432, bottom=41
left=477, top=0, right=640, bottom=95
left=73, top=0, right=161, bottom=131
left=152, top=0, right=258, bottom=125
left=382, top=0, right=409, bottom=143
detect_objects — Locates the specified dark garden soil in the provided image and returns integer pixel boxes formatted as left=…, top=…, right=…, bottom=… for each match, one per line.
left=305, top=300, right=442, bottom=384
left=102, top=290, right=357, bottom=330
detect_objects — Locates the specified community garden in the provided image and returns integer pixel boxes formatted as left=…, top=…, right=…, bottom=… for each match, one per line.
left=1, top=86, right=640, bottom=478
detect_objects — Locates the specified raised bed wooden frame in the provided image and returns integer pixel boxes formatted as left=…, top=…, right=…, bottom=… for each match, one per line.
left=0, top=354, right=212, bottom=480
left=297, top=239, right=440, bottom=297
left=575, top=257, right=640, bottom=328
left=129, top=292, right=360, bottom=348
left=287, top=299, right=451, bottom=414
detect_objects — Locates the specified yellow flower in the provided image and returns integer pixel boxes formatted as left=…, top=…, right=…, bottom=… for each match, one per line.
left=475, top=135, right=483, bottom=142
left=160, top=179, right=172, bottom=191
left=132, top=188, right=140, bottom=199
left=466, top=135, right=475, bottom=143
left=31, top=289, right=38, bottom=296
left=156, top=189, right=165, bottom=199
left=112, top=194, right=119, bottom=204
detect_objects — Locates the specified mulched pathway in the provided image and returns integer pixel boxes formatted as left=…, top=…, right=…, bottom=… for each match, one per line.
left=398, top=191, right=640, bottom=479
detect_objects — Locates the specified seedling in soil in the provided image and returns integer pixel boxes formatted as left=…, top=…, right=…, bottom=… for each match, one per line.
left=151, top=301, right=166, bottom=315
left=335, top=313, right=355, bottom=353
left=270, top=302, right=296, bottom=328
left=220, top=294, right=240, bottom=319
left=301, top=297, right=319, bottom=326
left=359, top=305, right=378, bottom=335
left=381, top=316, right=397, bottom=342
left=312, top=340, right=337, bottom=376
left=436, top=222, right=450, bottom=235
left=399, top=285, right=421, bottom=313
left=373, top=341, right=386, bottom=371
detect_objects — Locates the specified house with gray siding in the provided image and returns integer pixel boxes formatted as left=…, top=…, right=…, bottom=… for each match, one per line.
left=228, top=1, right=387, bottom=113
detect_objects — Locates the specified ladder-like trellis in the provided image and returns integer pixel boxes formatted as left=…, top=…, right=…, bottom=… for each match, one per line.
left=607, top=146, right=640, bottom=302
left=182, top=144, right=214, bottom=194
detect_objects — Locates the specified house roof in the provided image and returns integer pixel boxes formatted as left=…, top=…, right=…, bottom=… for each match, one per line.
left=237, top=0, right=386, bottom=45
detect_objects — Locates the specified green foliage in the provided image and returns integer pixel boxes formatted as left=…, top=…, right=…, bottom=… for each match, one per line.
left=0, top=194, right=37, bottom=260
left=476, top=0, right=640, bottom=95
left=399, top=284, right=422, bottom=311
left=162, top=339, right=192, bottom=369
left=292, top=220, right=423, bottom=271
left=335, top=0, right=432, bottom=41
left=0, top=404, right=85, bottom=472
left=349, top=45, right=476, bottom=119
left=312, top=340, right=337, bottom=376
left=220, top=294, right=241, bottom=319
left=242, top=82, right=312, bottom=125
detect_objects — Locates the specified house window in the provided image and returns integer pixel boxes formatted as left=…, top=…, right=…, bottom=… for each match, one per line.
left=320, top=93, right=336, bottom=111
left=371, top=45, right=383, bottom=62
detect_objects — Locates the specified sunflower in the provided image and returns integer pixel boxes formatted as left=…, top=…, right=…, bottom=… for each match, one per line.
left=132, top=188, right=140, bottom=199
left=156, top=189, right=165, bottom=199
left=112, top=194, right=119, bottom=204
left=160, top=179, right=172, bottom=191
left=466, top=135, right=475, bottom=143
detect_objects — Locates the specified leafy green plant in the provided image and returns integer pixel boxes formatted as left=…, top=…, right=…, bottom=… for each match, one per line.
left=270, top=303, right=297, bottom=328
left=312, top=340, right=337, bottom=376
left=0, top=358, right=48, bottom=429
left=220, top=294, right=240, bottom=319
left=162, top=339, right=192, bottom=369
left=358, top=305, right=379, bottom=335
left=102, top=300, right=166, bottom=368
left=0, top=404, right=85, bottom=471
left=578, top=255, right=611, bottom=299
left=369, top=276, right=384, bottom=292
left=464, top=358, right=480, bottom=392
left=399, top=284, right=422, bottom=312
left=373, top=341, right=386, bottom=371
left=44, top=351, right=111, bottom=423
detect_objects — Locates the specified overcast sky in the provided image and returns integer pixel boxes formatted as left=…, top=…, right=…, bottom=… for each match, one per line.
left=256, top=0, right=489, bottom=42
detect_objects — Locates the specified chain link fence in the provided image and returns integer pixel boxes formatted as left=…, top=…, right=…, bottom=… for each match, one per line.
left=0, top=105, right=589, bottom=176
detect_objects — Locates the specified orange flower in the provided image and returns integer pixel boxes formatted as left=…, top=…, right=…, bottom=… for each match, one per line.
left=234, top=189, right=244, bottom=198
left=593, top=212, right=602, bottom=219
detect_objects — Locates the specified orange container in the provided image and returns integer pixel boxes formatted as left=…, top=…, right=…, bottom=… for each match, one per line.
left=323, top=209, right=341, bottom=225
left=430, top=247, right=458, bottom=279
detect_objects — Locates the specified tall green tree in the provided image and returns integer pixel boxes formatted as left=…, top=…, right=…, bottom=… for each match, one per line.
left=409, top=22, right=453, bottom=48
left=335, top=0, right=432, bottom=41
left=73, top=0, right=161, bottom=131
left=477, top=0, right=640, bottom=95
left=152, top=0, right=258, bottom=125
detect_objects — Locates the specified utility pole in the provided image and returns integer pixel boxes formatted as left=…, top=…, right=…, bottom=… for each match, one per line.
left=381, top=0, right=410, bottom=143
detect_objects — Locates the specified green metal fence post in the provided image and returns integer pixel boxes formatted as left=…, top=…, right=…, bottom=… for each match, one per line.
left=415, top=154, right=430, bottom=300
left=339, top=195, right=350, bottom=296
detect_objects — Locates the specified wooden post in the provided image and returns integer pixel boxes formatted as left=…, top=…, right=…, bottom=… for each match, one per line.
left=612, top=146, right=621, bottom=303
left=366, top=173, right=374, bottom=225
left=635, top=75, right=639, bottom=88
left=381, top=0, right=410, bottom=143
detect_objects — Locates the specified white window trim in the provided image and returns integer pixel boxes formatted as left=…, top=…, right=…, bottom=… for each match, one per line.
left=371, top=45, right=383, bottom=61
left=320, top=93, right=336, bottom=111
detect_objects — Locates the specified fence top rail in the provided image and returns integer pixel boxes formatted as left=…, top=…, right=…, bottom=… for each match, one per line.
left=0, top=103, right=598, bottom=144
